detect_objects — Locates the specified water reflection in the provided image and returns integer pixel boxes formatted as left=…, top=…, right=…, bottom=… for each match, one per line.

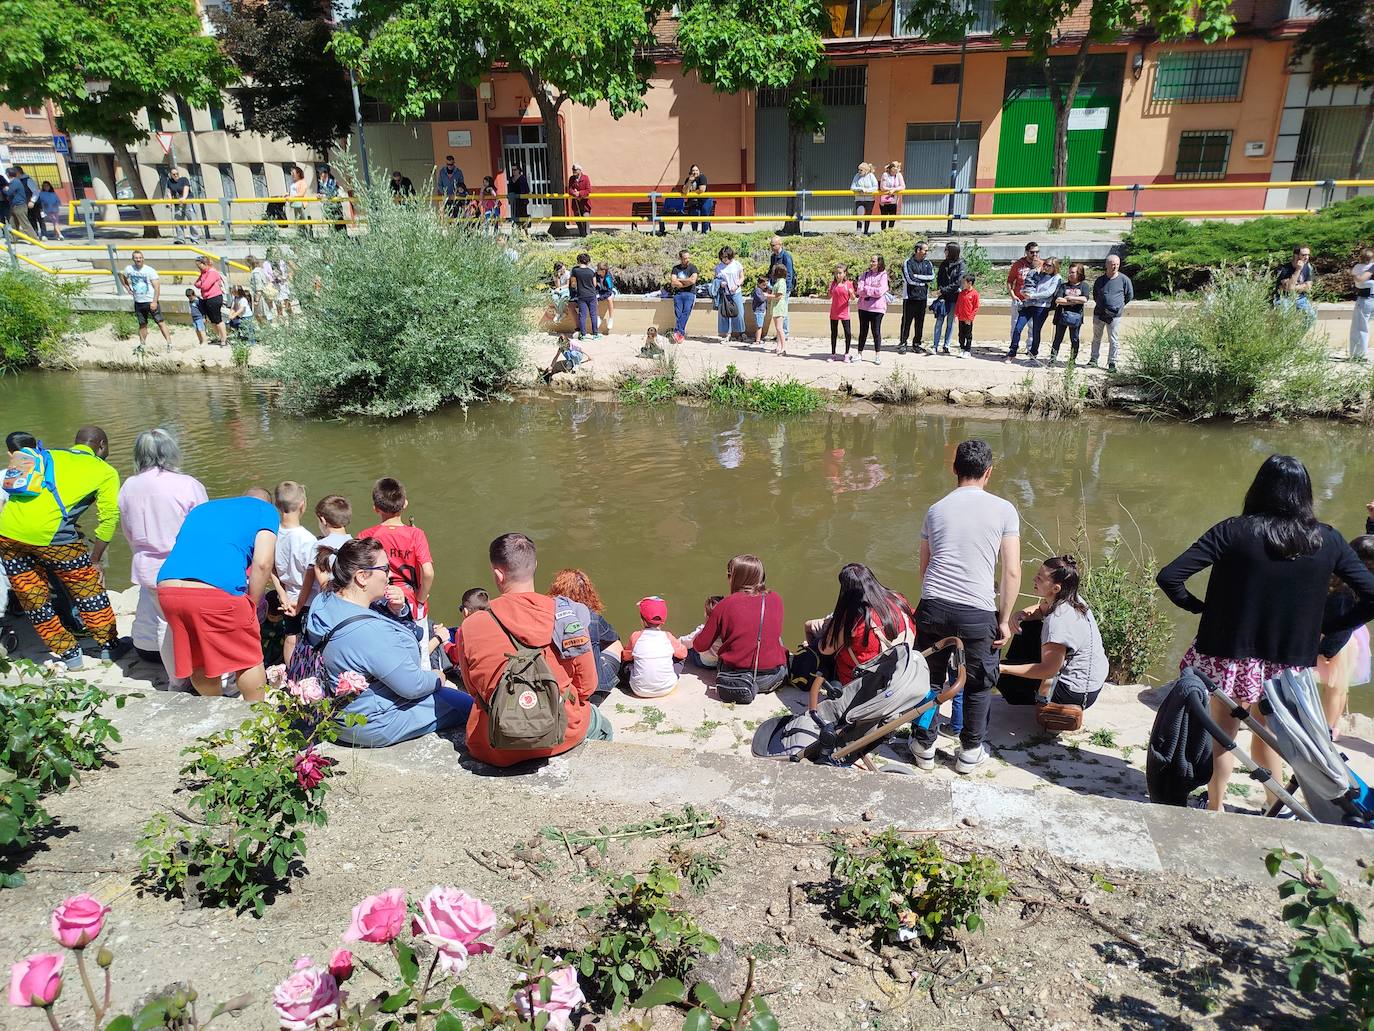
left=4, top=372, right=1373, bottom=705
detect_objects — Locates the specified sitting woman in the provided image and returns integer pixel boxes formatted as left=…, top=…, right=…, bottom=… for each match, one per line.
left=693, top=553, right=787, bottom=704
left=998, top=555, right=1108, bottom=715
left=304, top=538, right=473, bottom=747
left=807, top=563, right=915, bottom=712
left=547, top=567, right=622, bottom=702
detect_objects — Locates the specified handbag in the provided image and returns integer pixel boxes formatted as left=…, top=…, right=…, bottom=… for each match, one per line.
left=1036, top=702, right=1084, bottom=733
left=715, top=595, right=766, bottom=705
left=719, top=289, right=739, bottom=319
left=1058, top=307, right=1083, bottom=327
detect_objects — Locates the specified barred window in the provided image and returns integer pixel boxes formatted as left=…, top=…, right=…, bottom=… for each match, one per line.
left=1153, top=50, right=1248, bottom=103
left=759, top=65, right=867, bottom=108
left=1174, top=130, right=1232, bottom=180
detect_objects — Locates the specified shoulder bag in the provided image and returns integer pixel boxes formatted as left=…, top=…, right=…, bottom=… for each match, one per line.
left=715, top=595, right=766, bottom=704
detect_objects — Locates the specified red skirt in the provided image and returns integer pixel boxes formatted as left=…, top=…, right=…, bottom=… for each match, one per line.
left=157, top=585, right=263, bottom=678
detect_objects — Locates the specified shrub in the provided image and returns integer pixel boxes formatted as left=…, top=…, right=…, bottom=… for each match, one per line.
left=1080, top=546, right=1172, bottom=684
left=829, top=829, right=1009, bottom=946
left=689, top=363, right=824, bottom=414
left=0, top=270, right=77, bottom=372
left=1124, top=267, right=1368, bottom=420
left=1123, top=196, right=1374, bottom=297
left=263, top=168, right=534, bottom=417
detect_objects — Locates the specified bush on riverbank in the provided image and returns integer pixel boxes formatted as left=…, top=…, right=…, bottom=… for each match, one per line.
left=0, top=270, right=76, bottom=372
left=617, top=358, right=824, bottom=414
left=1123, top=197, right=1374, bottom=298
left=1124, top=267, right=1369, bottom=420
left=263, top=171, right=533, bottom=417
left=525, top=231, right=999, bottom=299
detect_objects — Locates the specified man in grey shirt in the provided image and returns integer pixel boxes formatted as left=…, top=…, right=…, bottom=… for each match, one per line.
left=1089, top=254, right=1133, bottom=372
left=910, top=439, right=1021, bottom=774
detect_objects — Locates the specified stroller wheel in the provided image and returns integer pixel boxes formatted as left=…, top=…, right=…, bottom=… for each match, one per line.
left=876, top=762, right=918, bottom=776
left=0, top=626, right=17, bottom=654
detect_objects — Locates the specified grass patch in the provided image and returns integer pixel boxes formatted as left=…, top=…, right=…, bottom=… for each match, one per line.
left=688, top=363, right=823, bottom=414
left=629, top=706, right=667, bottom=732
left=692, top=719, right=724, bottom=741
left=1011, top=364, right=1095, bottom=418
left=1088, top=728, right=1118, bottom=749
left=869, top=366, right=923, bottom=404
left=616, top=372, right=678, bottom=405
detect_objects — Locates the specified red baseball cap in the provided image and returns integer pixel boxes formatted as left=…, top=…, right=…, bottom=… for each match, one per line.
left=638, top=596, right=668, bottom=626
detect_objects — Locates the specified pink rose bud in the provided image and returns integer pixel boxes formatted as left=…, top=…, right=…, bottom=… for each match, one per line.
left=50, top=893, right=111, bottom=950
left=342, top=889, right=407, bottom=944
left=335, top=670, right=368, bottom=698
left=271, top=963, right=340, bottom=1031
left=293, top=748, right=332, bottom=791
left=514, top=966, right=585, bottom=1031
left=265, top=664, right=288, bottom=688
left=327, top=949, right=354, bottom=982
left=8, top=953, right=64, bottom=1008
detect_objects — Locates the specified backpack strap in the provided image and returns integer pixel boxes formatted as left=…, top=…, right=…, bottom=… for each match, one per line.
left=486, top=607, right=528, bottom=652
left=38, top=448, right=69, bottom=520
left=310, top=612, right=375, bottom=651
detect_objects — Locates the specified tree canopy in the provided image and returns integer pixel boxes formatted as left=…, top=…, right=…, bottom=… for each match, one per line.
left=210, top=0, right=353, bottom=155
left=0, top=0, right=236, bottom=147
left=1294, top=0, right=1373, bottom=91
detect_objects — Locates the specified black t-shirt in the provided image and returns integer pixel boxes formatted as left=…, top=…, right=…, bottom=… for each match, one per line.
left=671, top=263, right=699, bottom=294
left=1275, top=261, right=1312, bottom=296
left=570, top=265, right=598, bottom=301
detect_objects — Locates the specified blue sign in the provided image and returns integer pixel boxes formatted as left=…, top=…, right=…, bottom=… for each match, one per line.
left=53, top=135, right=69, bottom=154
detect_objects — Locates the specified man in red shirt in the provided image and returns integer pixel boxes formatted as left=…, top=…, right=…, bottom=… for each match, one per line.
left=567, top=164, right=592, bottom=238
left=1005, top=241, right=1038, bottom=339
left=457, top=533, right=610, bottom=767
left=357, top=477, right=433, bottom=618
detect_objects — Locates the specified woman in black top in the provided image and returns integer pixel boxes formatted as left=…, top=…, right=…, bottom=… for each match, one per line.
left=1157, top=455, right=1374, bottom=811
left=507, top=164, right=530, bottom=232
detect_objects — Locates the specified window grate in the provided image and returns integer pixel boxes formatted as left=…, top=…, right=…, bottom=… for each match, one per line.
left=759, top=65, right=867, bottom=108
left=1153, top=50, right=1248, bottom=103
left=1174, top=130, right=1232, bottom=180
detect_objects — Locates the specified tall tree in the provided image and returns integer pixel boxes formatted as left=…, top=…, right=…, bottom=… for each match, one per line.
left=0, top=0, right=237, bottom=233
left=1293, top=0, right=1374, bottom=187
left=903, top=0, right=1236, bottom=228
left=333, top=0, right=827, bottom=230
left=210, top=0, right=353, bottom=157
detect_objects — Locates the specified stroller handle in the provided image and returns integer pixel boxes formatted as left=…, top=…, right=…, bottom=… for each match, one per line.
left=923, top=636, right=966, bottom=704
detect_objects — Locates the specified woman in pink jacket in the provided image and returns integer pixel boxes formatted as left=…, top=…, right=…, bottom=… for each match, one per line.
left=878, top=161, right=904, bottom=231
left=855, top=254, right=889, bottom=365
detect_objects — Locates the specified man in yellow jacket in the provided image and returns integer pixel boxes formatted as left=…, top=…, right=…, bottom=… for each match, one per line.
left=0, top=427, right=125, bottom=669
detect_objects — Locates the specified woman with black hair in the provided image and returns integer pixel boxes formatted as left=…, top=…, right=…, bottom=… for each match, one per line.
left=1158, top=454, right=1374, bottom=811
left=999, top=556, right=1107, bottom=709
left=806, top=563, right=915, bottom=711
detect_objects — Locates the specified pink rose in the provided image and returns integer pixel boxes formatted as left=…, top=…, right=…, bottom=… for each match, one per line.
left=514, top=967, right=584, bottom=1031
left=411, top=887, right=496, bottom=976
left=266, top=664, right=288, bottom=688
left=342, top=889, right=407, bottom=944
left=271, top=963, right=340, bottom=1031
left=293, top=748, right=333, bottom=791
left=327, top=949, right=354, bottom=982
left=8, top=953, right=64, bottom=1008
left=50, top=893, right=111, bottom=949
left=335, top=670, right=368, bottom=698
left=290, top=677, right=324, bottom=704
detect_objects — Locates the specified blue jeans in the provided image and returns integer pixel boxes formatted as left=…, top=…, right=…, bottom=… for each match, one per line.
left=931, top=304, right=956, bottom=351
left=574, top=297, right=596, bottom=336
left=337, top=686, right=472, bottom=747
left=1009, top=306, right=1049, bottom=357
left=717, top=289, right=744, bottom=337
left=1277, top=294, right=1316, bottom=323
left=673, top=292, right=695, bottom=336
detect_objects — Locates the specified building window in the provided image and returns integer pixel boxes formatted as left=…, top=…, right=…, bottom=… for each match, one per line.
left=235, top=91, right=256, bottom=131
left=218, top=164, right=237, bottom=201
left=249, top=163, right=268, bottom=198
left=895, top=0, right=996, bottom=38
left=1295, top=107, right=1374, bottom=178
left=175, top=96, right=194, bottom=132
left=209, top=102, right=226, bottom=131
left=1153, top=50, right=1248, bottom=103
left=1174, top=130, right=1232, bottom=180
left=932, top=64, right=960, bottom=85
left=760, top=65, right=867, bottom=108
left=362, top=85, right=479, bottom=122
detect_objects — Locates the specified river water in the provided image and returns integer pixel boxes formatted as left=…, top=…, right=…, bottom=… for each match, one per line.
left=4, top=371, right=1372, bottom=706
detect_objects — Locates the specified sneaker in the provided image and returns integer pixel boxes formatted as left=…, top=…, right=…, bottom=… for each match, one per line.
left=914, top=344, right=928, bottom=355
left=719, top=337, right=730, bottom=346
left=873, top=354, right=882, bottom=366
left=100, top=637, right=133, bottom=663
left=845, top=354, right=855, bottom=364
left=937, top=719, right=961, bottom=739
left=896, top=344, right=909, bottom=355
left=908, top=740, right=937, bottom=771
left=1107, top=363, right=1118, bottom=373
left=673, top=331, right=684, bottom=344
left=828, top=354, right=843, bottom=362
left=940, top=348, right=951, bottom=356
left=58, top=651, right=84, bottom=671
left=960, top=349, right=970, bottom=359
left=954, top=744, right=988, bottom=775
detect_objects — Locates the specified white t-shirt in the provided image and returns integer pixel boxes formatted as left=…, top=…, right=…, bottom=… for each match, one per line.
left=305, top=531, right=351, bottom=601
left=629, top=628, right=682, bottom=698
left=1354, top=262, right=1374, bottom=299
left=124, top=265, right=159, bottom=303
left=275, top=524, right=319, bottom=598
left=920, top=486, right=1020, bottom=612
left=1042, top=603, right=1108, bottom=699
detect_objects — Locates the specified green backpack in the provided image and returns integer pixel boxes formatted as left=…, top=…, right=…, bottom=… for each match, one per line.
left=477, top=610, right=568, bottom=751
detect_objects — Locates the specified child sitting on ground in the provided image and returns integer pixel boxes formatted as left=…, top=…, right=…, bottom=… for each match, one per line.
left=683, top=595, right=723, bottom=668
left=460, top=587, right=490, bottom=616
left=542, top=334, right=591, bottom=381
left=185, top=288, right=206, bottom=346
left=750, top=274, right=770, bottom=347
left=297, top=494, right=353, bottom=606
left=549, top=262, right=571, bottom=318
left=621, top=596, right=688, bottom=698
left=259, top=590, right=286, bottom=668
left=271, top=480, right=319, bottom=663
left=640, top=326, right=665, bottom=359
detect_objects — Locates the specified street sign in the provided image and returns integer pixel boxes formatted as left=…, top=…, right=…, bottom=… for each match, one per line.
left=53, top=134, right=69, bottom=155
left=155, top=132, right=174, bottom=154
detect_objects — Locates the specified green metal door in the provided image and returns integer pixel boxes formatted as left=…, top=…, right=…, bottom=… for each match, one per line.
left=993, top=94, right=1119, bottom=213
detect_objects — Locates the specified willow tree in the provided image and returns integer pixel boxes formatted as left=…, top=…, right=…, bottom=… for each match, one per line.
left=333, top=0, right=827, bottom=229
left=902, top=0, right=1237, bottom=228
left=0, top=0, right=236, bottom=233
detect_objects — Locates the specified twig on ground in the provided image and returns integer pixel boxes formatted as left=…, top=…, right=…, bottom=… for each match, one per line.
left=805, top=936, right=871, bottom=967
left=463, top=848, right=501, bottom=875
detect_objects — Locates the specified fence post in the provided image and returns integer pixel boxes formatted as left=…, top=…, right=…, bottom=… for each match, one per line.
left=106, top=245, right=123, bottom=295
left=1128, top=184, right=1142, bottom=227
left=218, top=254, right=229, bottom=277
left=3, top=226, right=17, bottom=270
left=220, top=197, right=234, bottom=243
left=80, top=199, right=97, bottom=242
left=648, top=191, right=658, bottom=235
left=1319, top=178, right=1336, bottom=211
left=796, top=190, right=808, bottom=231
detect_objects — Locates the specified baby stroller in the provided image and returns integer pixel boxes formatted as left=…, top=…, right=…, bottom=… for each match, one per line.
left=1147, top=666, right=1374, bottom=827
left=751, top=638, right=966, bottom=771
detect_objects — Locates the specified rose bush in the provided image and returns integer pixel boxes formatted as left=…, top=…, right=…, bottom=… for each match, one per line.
left=514, top=966, right=585, bottom=1031
left=271, top=959, right=341, bottom=1031
left=412, top=886, right=496, bottom=974
left=343, top=888, right=408, bottom=944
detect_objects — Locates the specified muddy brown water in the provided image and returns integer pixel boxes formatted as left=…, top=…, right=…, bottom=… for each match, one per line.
left=4, top=371, right=1372, bottom=709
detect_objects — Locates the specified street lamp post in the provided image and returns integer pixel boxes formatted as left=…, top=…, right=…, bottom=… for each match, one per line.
left=944, top=0, right=971, bottom=237
left=349, top=68, right=371, bottom=188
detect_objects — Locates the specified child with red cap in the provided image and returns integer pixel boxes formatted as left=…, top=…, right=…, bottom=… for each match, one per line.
left=622, top=596, right=688, bottom=698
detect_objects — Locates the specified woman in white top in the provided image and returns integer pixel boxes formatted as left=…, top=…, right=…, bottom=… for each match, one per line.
left=851, top=162, right=879, bottom=236
left=878, top=161, right=905, bottom=232
left=289, top=165, right=312, bottom=238
left=1000, top=555, right=1108, bottom=709
left=714, top=245, right=746, bottom=344
left=1350, top=246, right=1373, bottom=362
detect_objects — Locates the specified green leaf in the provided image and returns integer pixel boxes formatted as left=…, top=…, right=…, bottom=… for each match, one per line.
left=448, top=985, right=483, bottom=1013
left=378, top=988, right=412, bottom=1014
left=692, top=982, right=731, bottom=1019
left=633, top=978, right=686, bottom=1009
left=434, top=1011, right=465, bottom=1031
left=682, top=1008, right=713, bottom=1031
left=395, top=941, right=419, bottom=984
left=103, top=1018, right=134, bottom=1031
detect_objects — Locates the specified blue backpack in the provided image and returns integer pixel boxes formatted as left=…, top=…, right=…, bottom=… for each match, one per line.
left=2, top=444, right=68, bottom=517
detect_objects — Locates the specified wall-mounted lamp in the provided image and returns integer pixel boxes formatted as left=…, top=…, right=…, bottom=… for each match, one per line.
left=1131, top=51, right=1145, bottom=80
left=478, top=81, right=494, bottom=109
left=85, top=77, right=112, bottom=95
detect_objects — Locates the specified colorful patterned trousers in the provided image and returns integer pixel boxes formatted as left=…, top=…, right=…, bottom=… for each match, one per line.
left=0, top=537, right=117, bottom=659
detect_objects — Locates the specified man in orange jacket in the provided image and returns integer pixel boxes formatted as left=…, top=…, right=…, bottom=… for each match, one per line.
left=456, top=533, right=610, bottom=767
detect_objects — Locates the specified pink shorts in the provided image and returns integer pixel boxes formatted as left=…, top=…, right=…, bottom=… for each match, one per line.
left=158, top=585, right=263, bottom=678
left=1181, top=644, right=1302, bottom=706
